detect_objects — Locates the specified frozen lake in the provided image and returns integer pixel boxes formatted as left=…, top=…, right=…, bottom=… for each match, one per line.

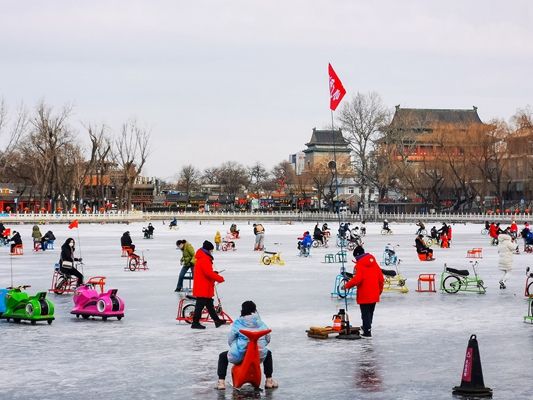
left=1, top=220, right=531, bottom=399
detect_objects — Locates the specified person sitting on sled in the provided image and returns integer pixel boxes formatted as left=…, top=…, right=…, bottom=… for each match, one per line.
left=216, top=300, right=278, bottom=390
left=415, top=234, right=434, bottom=259
left=8, top=230, right=22, bottom=253
left=120, top=231, right=136, bottom=254
left=430, top=226, right=438, bottom=240
left=313, top=223, right=324, bottom=245
left=321, top=222, right=330, bottom=237
left=59, top=238, right=83, bottom=287
left=338, top=222, right=351, bottom=239
left=41, top=230, right=56, bottom=251
left=143, top=223, right=155, bottom=238
left=229, top=224, right=240, bottom=238
left=297, top=231, right=313, bottom=255
left=169, top=217, right=178, bottom=229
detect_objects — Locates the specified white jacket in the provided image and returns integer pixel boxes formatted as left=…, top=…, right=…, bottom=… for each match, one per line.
left=497, top=234, right=515, bottom=271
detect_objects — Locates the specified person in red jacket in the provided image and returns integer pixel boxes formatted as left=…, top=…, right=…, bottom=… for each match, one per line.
left=344, top=246, right=384, bottom=338
left=191, top=240, right=226, bottom=329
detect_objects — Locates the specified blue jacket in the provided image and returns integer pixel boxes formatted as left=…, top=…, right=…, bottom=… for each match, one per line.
left=227, top=313, right=270, bottom=364
left=301, top=234, right=313, bottom=248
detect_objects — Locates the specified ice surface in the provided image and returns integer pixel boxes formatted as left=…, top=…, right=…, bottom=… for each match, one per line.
left=1, top=220, right=532, bottom=399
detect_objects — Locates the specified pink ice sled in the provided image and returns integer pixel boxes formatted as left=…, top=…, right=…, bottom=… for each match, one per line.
left=71, top=277, right=125, bottom=320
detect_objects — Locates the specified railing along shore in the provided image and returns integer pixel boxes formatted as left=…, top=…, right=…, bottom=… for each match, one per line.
left=0, top=211, right=529, bottom=224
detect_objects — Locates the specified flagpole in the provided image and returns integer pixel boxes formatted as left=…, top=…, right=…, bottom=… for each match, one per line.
left=328, top=63, right=350, bottom=331
left=76, top=227, right=83, bottom=276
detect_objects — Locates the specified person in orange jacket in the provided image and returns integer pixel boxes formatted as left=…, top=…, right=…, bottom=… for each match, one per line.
left=191, top=240, right=226, bottom=329
left=344, top=245, right=384, bottom=338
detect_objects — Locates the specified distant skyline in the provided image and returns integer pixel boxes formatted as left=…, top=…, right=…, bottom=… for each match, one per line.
left=1, top=1, right=532, bottom=179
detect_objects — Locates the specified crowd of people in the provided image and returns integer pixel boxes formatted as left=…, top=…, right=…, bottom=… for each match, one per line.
left=2, top=216, right=532, bottom=391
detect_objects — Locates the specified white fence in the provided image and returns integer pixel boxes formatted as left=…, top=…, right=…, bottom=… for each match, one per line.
left=0, top=210, right=529, bottom=224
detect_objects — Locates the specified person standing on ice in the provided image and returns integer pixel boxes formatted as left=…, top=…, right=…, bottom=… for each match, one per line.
left=175, top=240, right=196, bottom=292
left=191, top=240, right=226, bottom=329
left=215, top=301, right=278, bottom=390
left=344, top=245, right=384, bottom=339
left=214, top=231, right=222, bottom=251
left=497, top=233, right=516, bottom=289
left=253, top=223, right=265, bottom=251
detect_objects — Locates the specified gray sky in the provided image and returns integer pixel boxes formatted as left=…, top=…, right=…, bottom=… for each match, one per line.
left=1, top=1, right=532, bottom=179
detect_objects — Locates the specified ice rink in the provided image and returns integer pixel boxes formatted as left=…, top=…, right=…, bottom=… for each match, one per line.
left=0, top=220, right=531, bottom=399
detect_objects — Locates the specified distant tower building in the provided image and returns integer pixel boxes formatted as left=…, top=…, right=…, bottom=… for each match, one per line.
left=289, top=152, right=306, bottom=175
left=303, top=128, right=351, bottom=173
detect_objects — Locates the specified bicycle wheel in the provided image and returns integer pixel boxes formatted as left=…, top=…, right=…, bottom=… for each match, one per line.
left=443, top=275, right=461, bottom=293
left=54, top=278, right=66, bottom=294
left=526, top=282, right=533, bottom=297
left=336, top=277, right=350, bottom=299
left=312, top=241, right=319, bottom=248
left=181, top=303, right=195, bottom=324
left=481, top=229, right=488, bottom=235
left=261, top=256, right=271, bottom=265
left=128, top=257, right=139, bottom=271
left=347, top=241, right=356, bottom=251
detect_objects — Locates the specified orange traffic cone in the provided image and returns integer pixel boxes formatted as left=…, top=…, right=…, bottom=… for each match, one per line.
left=452, top=334, right=492, bottom=398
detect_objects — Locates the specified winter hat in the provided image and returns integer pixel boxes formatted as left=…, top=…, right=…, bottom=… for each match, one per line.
left=353, top=245, right=365, bottom=258
left=202, top=240, right=214, bottom=251
left=241, top=300, right=257, bottom=316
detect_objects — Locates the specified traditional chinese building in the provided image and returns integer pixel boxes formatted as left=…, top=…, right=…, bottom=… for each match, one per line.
left=302, top=128, right=352, bottom=173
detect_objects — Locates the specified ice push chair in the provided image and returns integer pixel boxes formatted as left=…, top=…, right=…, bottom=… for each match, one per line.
left=231, top=329, right=272, bottom=390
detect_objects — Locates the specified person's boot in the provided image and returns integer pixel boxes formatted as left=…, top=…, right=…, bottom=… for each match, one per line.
left=499, top=280, right=506, bottom=289
left=361, top=330, right=372, bottom=339
left=215, top=320, right=227, bottom=328
left=216, top=379, right=226, bottom=390
left=191, top=322, right=206, bottom=329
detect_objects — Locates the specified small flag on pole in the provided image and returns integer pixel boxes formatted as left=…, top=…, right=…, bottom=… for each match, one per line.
left=328, top=63, right=346, bottom=111
left=68, top=220, right=79, bottom=229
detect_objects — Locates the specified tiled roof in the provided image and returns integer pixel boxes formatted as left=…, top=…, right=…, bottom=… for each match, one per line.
left=390, top=106, right=483, bottom=130
left=306, top=128, right=349, bottom=146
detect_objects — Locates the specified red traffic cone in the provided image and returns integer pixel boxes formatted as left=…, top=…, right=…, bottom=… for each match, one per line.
left=452, top=334, right=492, bottom=398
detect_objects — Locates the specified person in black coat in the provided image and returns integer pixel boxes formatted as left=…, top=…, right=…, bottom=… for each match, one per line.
left=313, top=223, right=324, bottom=244
left=121, top=231, right=135, bottom=252
left=9, top=230, right=22, bottom=253
left=415, top=234, right=433, bottom=259
left=41, top=230, right=56, bottom=251
left=59, top=238, right=83, bottom=286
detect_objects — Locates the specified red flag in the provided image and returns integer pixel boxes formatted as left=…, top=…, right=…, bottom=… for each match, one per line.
left=3, top=228, right=10, bottom=237
left=68, top=220, right=79, bottom=229
left=328, top=63, right=346, bottom=111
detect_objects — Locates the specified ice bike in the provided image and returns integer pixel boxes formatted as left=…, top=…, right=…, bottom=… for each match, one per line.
left=260, top=250, right=285, bottom=266
left=176, top=285, right=233, bottom=324
left=440, top=261, right=486, bottom=294
left=525, top=267, right=533, bottom=297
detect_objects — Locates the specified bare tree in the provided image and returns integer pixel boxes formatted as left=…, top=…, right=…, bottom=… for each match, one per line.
left=337, top=92, right=390, bottom=208
left=113, top=120, right=150, bottom=210
left=216, top=161, right=249, bottom=203
left=0, top=101, right=29, bottom=180
left=247, top=162, right=270, bottom=196
left=178, top=164, right=201, bottom=198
